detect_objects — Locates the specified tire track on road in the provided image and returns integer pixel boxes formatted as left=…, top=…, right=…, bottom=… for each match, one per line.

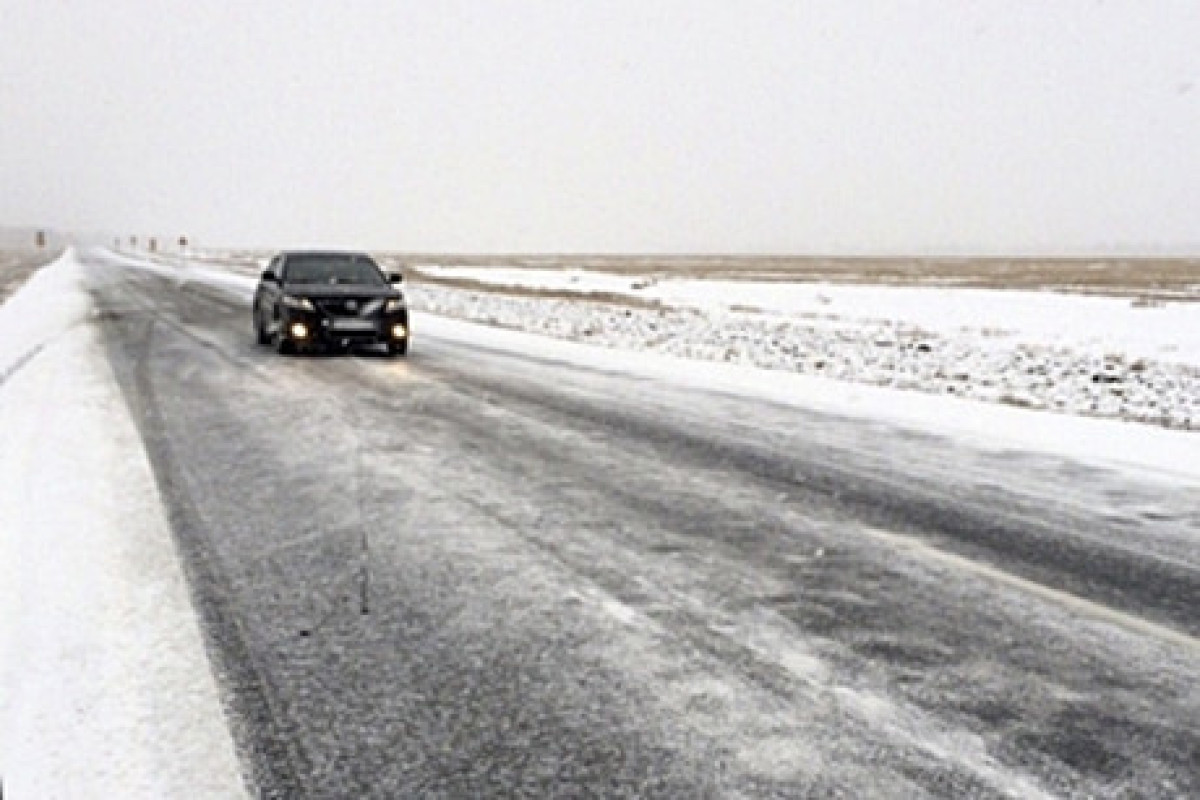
left=93, top=304, right=311, bottom=798
left=408, top=338, right=1200, bottom=641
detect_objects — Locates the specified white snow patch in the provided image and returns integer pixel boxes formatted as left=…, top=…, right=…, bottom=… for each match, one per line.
left=409, top=282, right=1200, bottom=429
left=418, top=264, right=1200, bottom=369
left=418, top=265, right=651, bottom=297
left=0, top=250, right=247, bottom=797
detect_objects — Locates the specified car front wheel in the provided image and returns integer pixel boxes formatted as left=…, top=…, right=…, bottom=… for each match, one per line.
left=254, top=309, right=271, bottom=345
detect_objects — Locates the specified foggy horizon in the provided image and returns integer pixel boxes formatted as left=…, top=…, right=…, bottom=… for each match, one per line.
left=3, top=2, right=1199, bottom=256
left=6, top=222, right=1200, bottom=260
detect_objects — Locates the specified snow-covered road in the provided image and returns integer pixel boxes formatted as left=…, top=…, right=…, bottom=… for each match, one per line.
left=2, top=248, right=1198, bottom=796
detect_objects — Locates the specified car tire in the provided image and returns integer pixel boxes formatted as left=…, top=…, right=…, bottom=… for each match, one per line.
left=254, top=310, right=271, bottom=345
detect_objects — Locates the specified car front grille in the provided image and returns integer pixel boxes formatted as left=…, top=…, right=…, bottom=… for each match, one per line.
left=315, top=297, right=380, bottom=318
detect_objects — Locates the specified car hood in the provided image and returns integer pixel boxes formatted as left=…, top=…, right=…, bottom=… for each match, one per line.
left=282, top=283, right=400, bottom=300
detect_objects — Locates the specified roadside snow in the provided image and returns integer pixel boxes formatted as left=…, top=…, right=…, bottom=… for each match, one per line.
left=407, top=269, right=1200, bottom=430
left=0, top=251, right=247, bottom=797
left=417, top=264, right=1200, bottom=369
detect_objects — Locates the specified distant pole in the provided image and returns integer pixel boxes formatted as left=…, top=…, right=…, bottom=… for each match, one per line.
left=35, top=230, right=46, bottom=249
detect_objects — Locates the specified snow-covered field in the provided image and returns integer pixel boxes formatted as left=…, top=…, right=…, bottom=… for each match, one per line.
left=0, top=251, right=246, bottom=796
left=410, top=265, right=1200, bottom=430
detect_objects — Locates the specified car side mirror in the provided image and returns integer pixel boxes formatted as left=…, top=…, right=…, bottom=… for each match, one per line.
left=261, top=270, right=278, bottom=282
left=388, top=272, right=404, bottom=284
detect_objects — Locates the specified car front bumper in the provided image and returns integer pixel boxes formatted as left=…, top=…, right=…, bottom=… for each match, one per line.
left=280, top=308, right=409, bottom=349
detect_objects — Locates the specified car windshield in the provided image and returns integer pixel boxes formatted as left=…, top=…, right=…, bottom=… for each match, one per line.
left=284, top=254, right=386, bottom=285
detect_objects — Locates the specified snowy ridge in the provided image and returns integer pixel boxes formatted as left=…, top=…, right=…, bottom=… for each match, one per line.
left=0, top=251, right=247, bottom=796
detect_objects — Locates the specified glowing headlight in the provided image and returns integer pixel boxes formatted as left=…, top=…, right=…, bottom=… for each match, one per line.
left=289, top=322, right=310, bottom=339
left=391, top=324, right=408, bottom=339
left=282, top=294, right=315, bottom=311
left=384, top=296, right=405, bottom=312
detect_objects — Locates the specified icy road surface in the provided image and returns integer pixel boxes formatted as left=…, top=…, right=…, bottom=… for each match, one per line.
left=8, top=249, right=1199, bottom=797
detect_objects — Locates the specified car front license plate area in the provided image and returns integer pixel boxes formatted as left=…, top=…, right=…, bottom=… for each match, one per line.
left=328, top=318, right=377, bottom=333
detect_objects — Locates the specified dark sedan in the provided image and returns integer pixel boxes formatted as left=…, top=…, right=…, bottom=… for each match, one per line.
left=253, top=251, right=409, bottom=355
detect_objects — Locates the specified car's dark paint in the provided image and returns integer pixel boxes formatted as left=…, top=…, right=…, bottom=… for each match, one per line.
left=253, top=251, right=409, bottom=356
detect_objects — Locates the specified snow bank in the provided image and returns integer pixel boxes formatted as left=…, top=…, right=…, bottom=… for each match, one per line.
left=419, top=265, right=1200, bottom=369
left=409, top=279, right=1200, bottom=430
left=0, top=251, right=246, bottom=797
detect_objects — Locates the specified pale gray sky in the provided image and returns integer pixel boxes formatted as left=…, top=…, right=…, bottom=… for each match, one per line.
left=2, top=1, right=1198, bottom=253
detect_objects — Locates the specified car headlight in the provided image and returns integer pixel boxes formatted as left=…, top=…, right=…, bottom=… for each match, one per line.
left=282, top=294, right=315, bottom=311
left=384, top=297, right=405, bottom=312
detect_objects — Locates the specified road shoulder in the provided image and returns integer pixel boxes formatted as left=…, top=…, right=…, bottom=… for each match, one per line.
left=0, top=248, right=64, bottom=305
left=0, top=252, right=247, bottom=797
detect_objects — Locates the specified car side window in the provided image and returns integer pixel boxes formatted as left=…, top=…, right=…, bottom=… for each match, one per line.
left=269, top=256, right=283, bottom=281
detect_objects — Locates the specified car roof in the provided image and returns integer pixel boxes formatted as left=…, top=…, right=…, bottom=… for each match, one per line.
left=281, top=250, right=374, bottom=259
